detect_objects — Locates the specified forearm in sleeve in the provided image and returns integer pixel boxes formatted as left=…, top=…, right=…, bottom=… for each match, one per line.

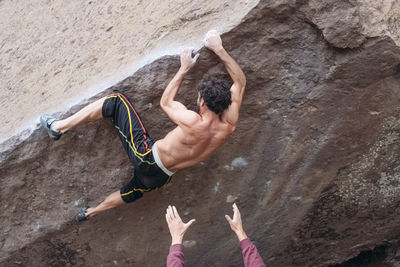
left=167, top=244, right=185, bottom=267
left=240, top=238, right=266, bottom=267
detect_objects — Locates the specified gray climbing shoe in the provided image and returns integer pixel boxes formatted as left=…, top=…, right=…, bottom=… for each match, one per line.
left=75, top=206, right=90, bottom=222
left=40, top=114, right=62, bottom=140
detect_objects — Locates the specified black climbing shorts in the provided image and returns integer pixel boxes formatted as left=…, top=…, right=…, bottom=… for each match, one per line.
left=102, top=90, right=171, bottom=203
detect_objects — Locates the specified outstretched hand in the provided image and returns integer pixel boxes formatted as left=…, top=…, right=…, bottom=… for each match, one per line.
left=180, top=48, right=199, bottom=73
left=225, top=203, right=248, bottom=241
left=166, top=205, right=196, bottom=245
left=204, top=30, right=223, bottom=52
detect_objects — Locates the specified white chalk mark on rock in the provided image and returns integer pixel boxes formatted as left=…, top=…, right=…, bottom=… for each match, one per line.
left=224, top=157, right=248, bottom=171
left=214, top=181, right=220, bottom=192
left=224, top=165, right=234, bottom=171
left=226, top=195, right=238, bottom=203
left=183, top=240, right=197, bottom=248
left=74, top=198, right=85, bottom=207
left=232, top=157, right=248, bottom=168
left=264, top=180, right=271, bottom=190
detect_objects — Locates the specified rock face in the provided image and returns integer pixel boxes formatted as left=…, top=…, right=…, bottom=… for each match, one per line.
left=1, top=0, right=400, bottom=266
left=0, top=0, right=259, bottom=141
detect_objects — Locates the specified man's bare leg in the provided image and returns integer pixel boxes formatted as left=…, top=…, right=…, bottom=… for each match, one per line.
left=52, top=97, right=106, bottom=133
left=85, top=191, right=125, bottom=217
left=49, top=96, right=126, bottom=219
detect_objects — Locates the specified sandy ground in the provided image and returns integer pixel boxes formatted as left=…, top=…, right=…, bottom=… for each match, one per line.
left=0, top=0, right=259, bottom=144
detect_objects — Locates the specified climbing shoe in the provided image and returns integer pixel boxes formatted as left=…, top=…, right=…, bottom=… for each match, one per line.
left=75, top=206, right=90, bottom=222
left=40, top=114, right=62, bottom=140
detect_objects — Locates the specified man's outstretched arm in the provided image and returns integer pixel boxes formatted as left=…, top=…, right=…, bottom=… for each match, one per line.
left=226, top=203, right=266, bottom=267
left=204, top=30, right=246, bottom=126
left=160, top=48, right=200, bottom=127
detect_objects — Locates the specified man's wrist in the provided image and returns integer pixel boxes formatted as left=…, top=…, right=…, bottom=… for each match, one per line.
left=235, top=230, right=248, bottom=242
left=171, top=236, right=183, bottom=245
left=212, top=46, right=225, bottom=55
left=178, top=66, right=189, bottom=74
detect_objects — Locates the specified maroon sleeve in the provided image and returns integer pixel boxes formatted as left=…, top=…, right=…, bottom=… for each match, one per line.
left=167, top=244, right=185, bottom=267
left=240, top=238, right=266, bottom=267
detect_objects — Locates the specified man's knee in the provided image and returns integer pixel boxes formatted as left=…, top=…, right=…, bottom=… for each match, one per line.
left=120, top=188, right=144, bottom=203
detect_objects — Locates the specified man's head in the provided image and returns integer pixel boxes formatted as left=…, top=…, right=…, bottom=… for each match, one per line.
left=197, top=77, right=231, bottom=115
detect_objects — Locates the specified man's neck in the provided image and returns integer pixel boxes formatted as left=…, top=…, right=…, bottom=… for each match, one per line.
left=199, top=108, right=218, bottom=121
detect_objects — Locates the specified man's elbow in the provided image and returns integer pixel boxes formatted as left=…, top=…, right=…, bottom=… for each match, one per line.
left=160, top=99, right=168, bottom=112
left=230, top=124, right=237, bottom=133
left=236, top=74, right=246, bottom=89
left=240, top=74, right=246, bottom=88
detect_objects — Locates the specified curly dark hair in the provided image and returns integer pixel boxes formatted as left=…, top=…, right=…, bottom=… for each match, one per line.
left=197, top=77, right=232, bottom=115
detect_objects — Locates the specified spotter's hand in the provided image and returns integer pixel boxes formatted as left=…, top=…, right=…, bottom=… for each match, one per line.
left=166, top=205, right=196, bottom=245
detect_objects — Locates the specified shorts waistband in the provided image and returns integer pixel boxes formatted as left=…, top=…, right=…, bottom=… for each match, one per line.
left=152, top=143, right=174, bottom=177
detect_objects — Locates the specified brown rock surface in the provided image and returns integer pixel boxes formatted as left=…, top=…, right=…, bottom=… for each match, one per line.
left=0, top=0, right=258, bottom=142
left=1, top=0, right=400, bottom=266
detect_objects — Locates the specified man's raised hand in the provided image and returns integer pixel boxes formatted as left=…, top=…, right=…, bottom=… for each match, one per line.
left=180, top=48, right=199, bottom=73
left=225, top=203, right=248, bottom=241
left=204, top=30, right=223, bottom=52
left=166, top=205, right=196, bottom=245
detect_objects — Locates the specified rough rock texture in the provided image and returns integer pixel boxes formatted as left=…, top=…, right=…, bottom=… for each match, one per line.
left=1, top=0, right=400, bottom=266
left=334, top=241, right=400, bottom=267
left=0, top=0, right=259, bottom=141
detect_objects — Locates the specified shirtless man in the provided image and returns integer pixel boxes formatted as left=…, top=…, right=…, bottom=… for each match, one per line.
left=40, top=30, right=246, bottom=221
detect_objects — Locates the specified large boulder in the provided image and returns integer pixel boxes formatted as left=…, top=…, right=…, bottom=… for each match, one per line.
left=1, top=0, right=400, bottom=266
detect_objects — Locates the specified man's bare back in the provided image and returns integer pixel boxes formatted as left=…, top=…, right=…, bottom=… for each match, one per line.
left=156, top=30, right=246, bottom=173
left=156, top=113, right=234, bottom=171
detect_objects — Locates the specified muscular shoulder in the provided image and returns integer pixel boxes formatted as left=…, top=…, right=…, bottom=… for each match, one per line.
left=219, top=116, right=237, bottom=134
left=178, top=110, right=202, bottom=128
left=209, top=119, right=236, bottom=139
left=220, top=101, right=240, bottom=128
